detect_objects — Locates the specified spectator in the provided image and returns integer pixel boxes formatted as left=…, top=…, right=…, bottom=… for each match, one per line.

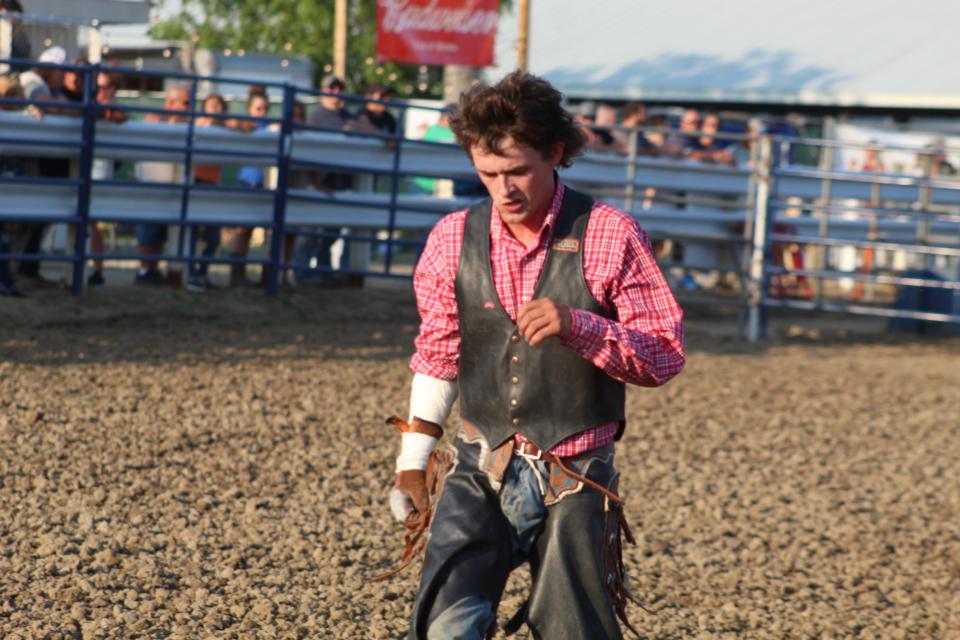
left=574, top=100, right=616, bottom=151
left=612, top=101, right=651, bottom=154
left=61, top=57, right=87, bottom=105
left=134, top=84, right=190, bottom=286
left=665, top=108, right=700, bottom=157
left=309, top=74, right=350, bottom=132
left=14, top=46, right=69, bottom=289
left=0, top=72, right=37, bottom=297
left=642, top=113, right=669, bottom=156
left=412, top=107, right=456, bottom=195
left=228, top=86, right=271, bottom=287
left=687, top=112, right=734, bottom=165
left=728, top=117, right=764, bottom=167
left=86, top=69, right=127, bottom=287
left=185, top=92, right=228, bottom=293
left=297, top=78, right=354, bottom=284
left=922, top=139, right=956, bottom=177
left=347, top=82, right=397, bottom=135
left=0, top=0, right=32, bottom=68
left=309, top=74, right=353, bottom=192
left=18, top=45, right=66, bottom=108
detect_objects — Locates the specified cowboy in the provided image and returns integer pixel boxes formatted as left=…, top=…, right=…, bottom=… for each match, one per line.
left=388, top=71, right=685, bottom=639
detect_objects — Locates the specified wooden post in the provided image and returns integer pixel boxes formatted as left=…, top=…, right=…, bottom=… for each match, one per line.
left=334, top=0, right=348, bottom=79
left=517, top=0, right=530, bottom=73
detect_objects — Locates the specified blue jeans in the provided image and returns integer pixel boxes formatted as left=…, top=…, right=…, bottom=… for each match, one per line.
left=188, top=225, right=221, bottom=278
left=411, top=434, right=622, bottom=640
left=0, top=226, right=16, bottom=292
left=425, top=456, right=548, bottom=640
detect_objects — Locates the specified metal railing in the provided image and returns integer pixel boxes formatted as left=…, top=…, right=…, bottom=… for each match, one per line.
left=1, top=60, right=959, bottom=338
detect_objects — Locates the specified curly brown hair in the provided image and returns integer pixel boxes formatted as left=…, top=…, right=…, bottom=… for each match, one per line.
left=449, top=71, right=585, bottom=168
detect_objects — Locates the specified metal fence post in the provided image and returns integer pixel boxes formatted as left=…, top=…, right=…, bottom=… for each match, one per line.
left=266, top=83, right=294, bottom=296
left=746, top=135, right=774, bottom=341
left=71, top=63, right=98, bottom=296
left=177, top=79, right=199, bottom=277
left=384, top=105, right=406, bottom=276
left=624, top=127, right=639, bottom=212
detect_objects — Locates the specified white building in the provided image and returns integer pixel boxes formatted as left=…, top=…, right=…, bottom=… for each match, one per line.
left=1, top=0, right=151, bottom=64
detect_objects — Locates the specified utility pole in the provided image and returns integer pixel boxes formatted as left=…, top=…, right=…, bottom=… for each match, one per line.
left=517, top=0, right=530, bottom=73
left=334, top=0, right=347, bottom=79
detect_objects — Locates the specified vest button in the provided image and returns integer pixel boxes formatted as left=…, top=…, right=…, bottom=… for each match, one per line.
left=512, top=418, right=520, bottom=426
left=510, top=399, right=518, bottom=407
left=511, top=355, right=519, bottom=364
left=511, top=376, right=519, bottom=384
left=511, top=334, right=520, bottom=343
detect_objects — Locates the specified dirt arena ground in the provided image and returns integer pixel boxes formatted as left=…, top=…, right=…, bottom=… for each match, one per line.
left=1, top=282, right=959, bottom=639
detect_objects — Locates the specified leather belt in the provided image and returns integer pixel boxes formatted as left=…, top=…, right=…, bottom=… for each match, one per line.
left=514, top=439, right=544, bottom=460
left=512, top=438, right=623, bottom=506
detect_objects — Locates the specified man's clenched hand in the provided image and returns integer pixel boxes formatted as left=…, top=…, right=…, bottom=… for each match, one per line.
left=517, top=297, right=572, bottom=346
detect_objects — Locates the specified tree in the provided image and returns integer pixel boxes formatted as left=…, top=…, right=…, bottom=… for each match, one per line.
left=150, top=0, right=446, bottom=96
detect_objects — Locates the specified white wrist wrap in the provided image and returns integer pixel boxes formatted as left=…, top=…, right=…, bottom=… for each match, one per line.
left=395, top=432, right=439, bottom=472
left=408, top=373, right=458, bottom=425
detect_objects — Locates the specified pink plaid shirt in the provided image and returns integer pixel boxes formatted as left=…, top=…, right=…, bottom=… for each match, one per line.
left=412, top=182, right=685, bottom=456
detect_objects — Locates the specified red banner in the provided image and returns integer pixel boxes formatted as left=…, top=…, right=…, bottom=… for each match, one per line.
left=376, top=0, right=499, bottom=68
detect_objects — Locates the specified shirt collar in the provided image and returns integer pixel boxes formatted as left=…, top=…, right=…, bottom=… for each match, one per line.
left=490, top=176, right=566, bottom=246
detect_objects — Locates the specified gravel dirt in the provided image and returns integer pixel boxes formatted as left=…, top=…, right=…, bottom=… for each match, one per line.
left=1, top=284, right=958, bottom=639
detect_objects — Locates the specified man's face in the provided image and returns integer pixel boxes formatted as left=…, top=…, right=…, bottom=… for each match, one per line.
left=470, top=137, right=561, bottom=228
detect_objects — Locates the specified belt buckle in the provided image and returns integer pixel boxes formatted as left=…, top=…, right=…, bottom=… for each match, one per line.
left=516, top=441, right=542, bottom=461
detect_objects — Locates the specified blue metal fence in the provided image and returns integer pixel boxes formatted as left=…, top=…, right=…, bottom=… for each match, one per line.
left=1, top=60, right=959, bottom=339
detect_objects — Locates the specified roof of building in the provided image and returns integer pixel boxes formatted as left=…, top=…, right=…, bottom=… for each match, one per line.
left=23, top=0, right=151, bottom=25
left=490, top=0, right=960, bottom=110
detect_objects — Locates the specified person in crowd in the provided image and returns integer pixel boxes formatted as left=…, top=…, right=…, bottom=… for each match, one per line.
left=228, top=86, right=271, bottom=287
left=611, top=101, right=652, bottom=155
left=412, top=106, right=456, bottom=195
left=387, top=71, right=684, bottom=639
left=86, top=69, right=127, bottom=287
left=642, top=113, right=669, bottom=155
left=13, top=46, right=69, bottom=289
left=665, top=107, right=700, bottom=157
left=920, top=139, right=956, bottom=177
left=574, top=100, right=616, bottom=151
left=347, top=82, right=397, bottom=135
left=728, top=116, right=763, bottom=167
left=309, top=74, right=350, bottom=132
left=298, top=77, right=354, bottom=284
left=60, top=57, right=86, bottom=105
left=17, top=45, right=66, bottom=106
left=0, top=0, right=32, bottom=67
left=185, top=92, right=229, bottom=293
left=687, top=112, right=734, bottom=164
left=134, top=84, right=190, bottom=286
left=0, top=72, right=39, bottom=297
left=308, top=74, right=354, bottom=192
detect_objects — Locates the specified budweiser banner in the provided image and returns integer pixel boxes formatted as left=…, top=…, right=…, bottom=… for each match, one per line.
left=377, top=0, right=499, bottom=67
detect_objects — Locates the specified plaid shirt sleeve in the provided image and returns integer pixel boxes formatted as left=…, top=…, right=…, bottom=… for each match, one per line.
left=561, top=206, right=685, bottom=387
left=409, top=211, right=466, bottom=381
